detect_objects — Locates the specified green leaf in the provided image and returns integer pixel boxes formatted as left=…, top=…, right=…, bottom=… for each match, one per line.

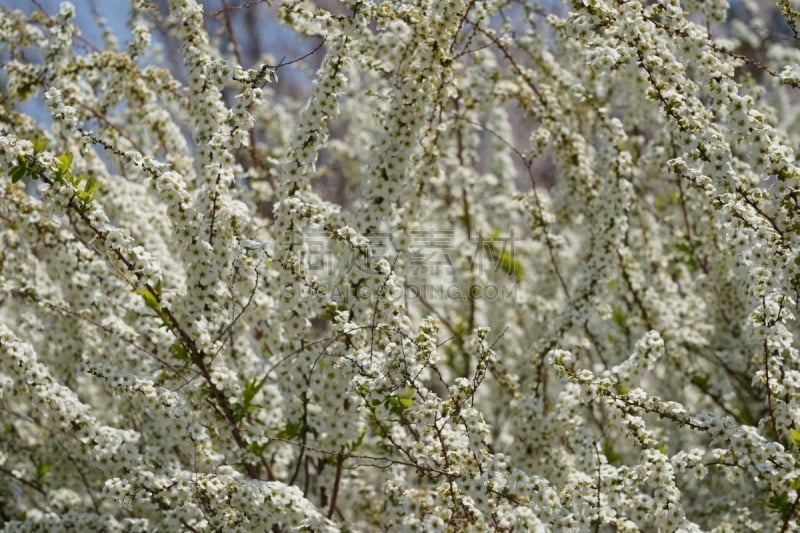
left=480, top=236, right=522, bottom=282
left=276, top=421, right=305, bottom=440
left=759, top=492, right=791, bottom=520
left=247, top=440, right=269, bottom=456
left=497, top=250, right=523, bottom=281
left=322, top=302, right=347, bottom=322
left=384, top=387, right=415, bottom=415
left=9, top=164, right=27, bottom=183
left=84, top=174, right=100, bottom=195
left=170, top=342, right=191, bottom=363
left=345, top=428, right=367, bottom=453
left=673, top=242, right=700, bottom=272
left=790, top=428, right=800, bottom=447
left=612, top=306, right=626, bottom=329
left=603, top=438, right=623, bottom=466
left=75, top=175, right=101, bottom=211
left=52, top=151, right=74, bottom=183
left=234, top=378, right=266, bottom=423
left=133, top=287, right=161, bottom=313
left=244, top=379, right=264, bottom=401
left=33, top=457, right=52, bottom=489
left=692, top=374, right=710, bottom=393
left=76, top=190, right=93, bottom=205
left=736, top=408, right=757, bottom=426
left=32, top=138, right=47, bottom=155
left=55, top=152, right=73, bottom=175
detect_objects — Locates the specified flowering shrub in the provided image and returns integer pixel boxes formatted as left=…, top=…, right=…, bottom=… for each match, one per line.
left=2, top=0, right=800, bottom=530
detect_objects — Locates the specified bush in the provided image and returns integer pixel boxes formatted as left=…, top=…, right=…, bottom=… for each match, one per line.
left=2, top=0, right=800, bottom=530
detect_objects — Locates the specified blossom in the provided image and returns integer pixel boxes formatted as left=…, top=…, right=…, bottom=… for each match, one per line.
left=2, top=0, right=800, bottom=530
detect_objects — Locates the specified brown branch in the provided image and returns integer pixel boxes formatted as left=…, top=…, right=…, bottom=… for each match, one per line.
left=326, top=451, right=345, bottom=519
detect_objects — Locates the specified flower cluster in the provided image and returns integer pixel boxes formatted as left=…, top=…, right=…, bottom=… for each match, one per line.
left=2, top=0, right=800, bottom=530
